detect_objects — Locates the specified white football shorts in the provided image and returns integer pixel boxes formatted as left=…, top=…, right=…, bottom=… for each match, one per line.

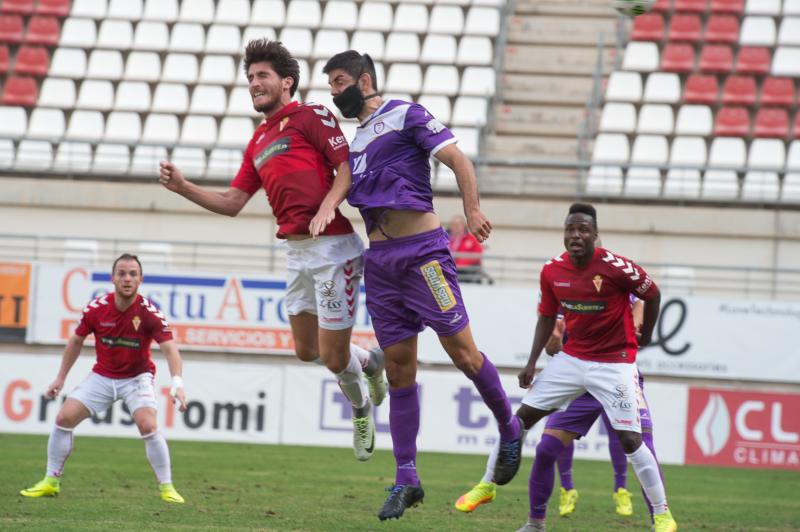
left=69, top=371, right=158, bottom=417
left=285, top=232, right=364, bottom=331
left=522, top=352, right=642, bottom=432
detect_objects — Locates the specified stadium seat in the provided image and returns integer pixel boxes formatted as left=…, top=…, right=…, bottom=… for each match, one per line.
left=704, top=15, right=739, bottom=44
left=740, top=16, right=776, bottom=46
left=714, top=106, right=750, bottom=136
left=722, top=75, right=756, bottom=106
left=465, top=7, right=500, bottom=37
left=460, top=66, right=494, bottom=97
left=643, top=72, right=680, bottom=102
left=130, top=145, right=167, bottom=176
left=59, top=18, right=96, bottom=48
left=132, top=21, right=168, bottom=51
left=703, top=137, right=744, bottom=198
left=199, top=55, right=235, bottom=84
left=227, top=86, right=255, bottom=116
left=286, top=0, right=321, bottom=29
left=423, top=65, right=459, bottom=96
left=451, top=127, right=478, bottom=157
left=278, top=28, right=313, bottom=58
left=218, top=117, right=255, bottom=147
left=651, top=0, right=673, bottom=11
left=241, top=26, right=277, bottom=49
left=1, top=0, right=35, bottom=15
left=104, top=111, right=141, bottom=143
left=63, top=239, right=99, bottom=263
left=457, top=36, right=492, bottom=66
left=626, top=135, right=667, bottom=197
left=592, top=133, right=630, bottom=163
left=386, top=63, right=423, bottom=94
left=207, top=148, right=242, bottom=178
left=0, top=139, right=14, bottom=169
left=359, top=2, right=391, bottom=31
left=72, top=0, right=106, bottom=18
left=170, top=147, right=206, bottom=179
left=143, top=0, right=177, bottom=21
left=38, top=77, right=76, bottom=107
left=674, top=0, right=707, bottom=12
left=170, top=23, right=205, bottom=53
left=745, top=0, right=780, bottom=15
left=92, top=143, right=130, bottom=174
left=178, top=0, right=213, bottom=23
left=699, top=45, right=733, bottom=73
left=669, top=14, right=702, bottom=42
left=108, top=0, right=141, bottom=19
left=748, top=138, right=785, bottom=170
left=190, top=85, right=227, bottom=115
left=737, top=46, right=771, bottom=75
left=783, top=140, right=800, bottom=201
left=298, top=59, right=312, bottom=89
left=27, top=108, right=64, bottom=140
left=742, top=170, right=780, bottom=201
left=2, top=76, right=37, bottom=106
left=394, top=4, right=427, bottom=33
left=429, top=5, right=464, bottom=35
left=97, top=19, right=133, bottom=49
left=417, top=95, right=451, bottom=124
left=206, top=24, right=241, bottom=55
left=50, top=48, right=86, bottom=78
left=180, top=115, right=217, bottom=147
left=76, top=79, right=113, bottom=110
left=124, top=51, right=161, bottom=81
left=605, top=71, right=642, bottom=102
left=53, top=142, right=92, bottom=173
left=622, top=42, right=659, bottom=72
left=452, top=96, right=487, bottom=127
left=794, top=111, right=800, bottom=139
left=15, top=139, right=53, bottom=170
left=215, top=0, right=250, bottom=25
left=142, top=113, right=179, bottom=145
left=251, top=0, right=284, bottom=26
left=665, top=136, right=705, bottom=198
left=631, top=13, right=664, bottom=41
left=753, top=108, right=789, bottom=138
left=434, top=163, right=458, bottom=192
left=24, top=15, right=59, bottom=45
left=761, top=77, right=796, bottom=107
left=0, top=15, right=24, bottom=43
left=0, top=105, right=27, bottom=138
left=710, top=0, right=743, bottom=14
left=152, top=83, right=189, bottom=113
left=0, top=45, right=8, bottom=73
left=13, top=46, right=49, bottom=76
left=161, top=53, right=198, bottom=83
left=350, top=31, right=384, bottom=60
left=661, top=43, right=695, bottom=72
left=586, top=165, right=624, bottom=196
left=65, top=109, right=104, bottom=141
left=309, top=59, right=328, bottom=89
left=637, top=104, right=674, bottom=134
left=421, top=35, right=457, bottom=64
left=675, top=104, right=713, bottom=135
left=772, top=47, right=800, bottom=77
left=385, top=32, right=420, bottom=62
left=114, top=81, right=151, bottom=111
left=778, top=18, right=800, bottom=46
left=87, top=50, right=123, bottom=80
left=322, top=1, right=356, bottom=30
left=313, top=29, right=348, bottom=59
left=600, top=103, right=636, bottom=133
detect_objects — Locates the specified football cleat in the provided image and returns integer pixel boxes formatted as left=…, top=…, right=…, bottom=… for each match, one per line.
left=516, top=518, right=546, bottom=531
left=493, top=416, right=524, bottom=485
left=366, top=348, right=387, bottom=407
left=558, top=487, right=579, bottom=517
left=653, top=509, right=677, bottom=532
left=378, top=484, right=424, bottom=520
left=20, top=476, right=60, bottom=498
left=613, top=487, right=633, bottom=516
left=454, top=480, right=496, bottom=513
left=159, top=483, right=185, bottom=503
left=352, top=414, right=376, bottom=461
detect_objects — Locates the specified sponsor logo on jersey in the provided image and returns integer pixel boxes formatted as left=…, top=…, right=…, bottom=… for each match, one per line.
left=593, top=274, right=603, bottom=292
left=560, top=300, right=607, bottom=314
left=420, top=260, right=457, bottom=311
left=426, top=118, right=445, bottom=134
left=132, top=315, right=141, bottom=331
left=254, top=137, right=291, bottom=169
left=635, top=276, right=653, bottom=295
left=554, top=281, right=570, bottom=287
left=328, top=135, right=346, bottom=150
left=352, top=153, right=367, bottom=175
left=100, top=321, right=116, bottom=327
left=99, top=336, right=142, bottom=349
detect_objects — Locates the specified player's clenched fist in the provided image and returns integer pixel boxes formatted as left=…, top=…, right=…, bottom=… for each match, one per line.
left=45, top=377, right=64, bottom=399
left=158, top=161, right=186, bottom=192
left=517, top=364, right=535, bottom=389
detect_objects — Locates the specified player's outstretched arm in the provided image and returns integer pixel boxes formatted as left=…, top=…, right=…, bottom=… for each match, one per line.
left=435, top=144, right=492, bottom=243
left=46, top=334, right=85, bottom=398
left=310, top=161, right=352, bottom=238
left=519, top=314, right=557, bottom=388
left=158, top=160, right=250, bottom=217
left=159, top=339, right=187, bottom=412
left=637, top=288, right=661, bottom=347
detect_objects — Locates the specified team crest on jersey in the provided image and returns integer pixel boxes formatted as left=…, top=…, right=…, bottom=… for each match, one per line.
left=132, top=315, right=141, bottom=331
left=279, top=117, right=289, bottom=132
left=420, top=260, right=457, bottom=311
left=374, top=121, right=385, bottom=134
left=593, top=274, right=603, bottom=293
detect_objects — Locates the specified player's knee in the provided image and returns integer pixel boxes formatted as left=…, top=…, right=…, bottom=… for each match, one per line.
left=451, top=350, right=482, bottom=376
left=535, top=438, right=561, bottom=463
left=294, top=344, right=319, bottom=362
left=54, top=411, right=76, bottom=428
left=137, top=420, right=158, bottom=435
left=617, top=431, right=642, bottom=453
left=385, top=362, right=415, bottom=389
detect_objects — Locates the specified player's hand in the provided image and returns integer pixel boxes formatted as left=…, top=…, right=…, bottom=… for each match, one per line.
left=46, top=377, right=65, bottom=399
left=171, top=387, right=187, bottom=412
left=637, top=331, right=652, bottom=348
left=552, top=317, right=566, bottom=340
left=518, top=364, right=535, bottom=389
left=466, top=210, right=492, bottom=243
left=309, top=207, right=336, bottom=239
left=158, top=161, right=187, bottom=193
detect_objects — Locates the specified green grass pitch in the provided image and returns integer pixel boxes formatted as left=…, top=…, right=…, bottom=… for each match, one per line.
left=1, top=433, right=797, bottom=531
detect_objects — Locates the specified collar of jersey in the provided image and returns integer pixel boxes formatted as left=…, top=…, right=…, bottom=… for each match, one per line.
left=359, top=98, right=394, bottom=128
left=266, top=101, right=300, bottom=128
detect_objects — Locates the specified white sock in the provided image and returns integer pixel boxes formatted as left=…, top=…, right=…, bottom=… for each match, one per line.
left=142, top=431, right=172, bottom=484
left=626, top=443, right=667, bottom=514
left=482, top=440, right=499, bottom=483
left=337, top=353, right=368, bottom=409
left=46, top=425, right=73, bottom=478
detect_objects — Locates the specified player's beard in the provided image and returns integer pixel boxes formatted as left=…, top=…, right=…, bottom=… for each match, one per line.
left=253, top=92, right=282, bottom=115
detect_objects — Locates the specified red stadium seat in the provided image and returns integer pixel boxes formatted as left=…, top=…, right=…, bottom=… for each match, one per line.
left=36, top=0, right=72, bottom=17
left=0, top=15, right=24, bottom=43
left=684, top=74, right=719, bottom=104
left=0, top=44, right=8, bottom=73
left=793, top=111, right=800, bottom=140
left=669, top=14, right=702, bottom=42
left=761, top=77, right=796, bottom=107
left=736, top=47, right=770, bottom=75
left=25, top=16, right=59, bottom=46
left=661, top=43, right=695, bottom=73
left=704, top=15, right=739, bottom=44
left=13, top=45, right=49, bottom=76
left=699, top=44, right=733, bottom=73
left=0, top=0, right=35, bottom=15
left=631, top=13, right=665, bottom=41
left=651, top=0, right=672, bottom=12
left=710, top=0, right=743, bottom=15
left=714, top=107, right=750, bottom=136
left=674, top=0, right=707, bottom=13
left=1, top=75, right=38, bottom=106
left=722, top=76, right=756, bottom=106
left=753, top=108, right=789, bottom=138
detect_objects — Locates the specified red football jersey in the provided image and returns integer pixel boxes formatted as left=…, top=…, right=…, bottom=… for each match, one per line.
left=448, top=233, right=483, bottom=268
left=231, top=101, right=354, bottom=238
left=538, top=247, right=658, bottom=363
left=74, top=293, right=173, bottom=379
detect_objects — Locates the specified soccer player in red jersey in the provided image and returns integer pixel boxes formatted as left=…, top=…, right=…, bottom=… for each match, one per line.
left=20, top=254, right=188, bottom=503
left=158, top=39, right=386, bottom=460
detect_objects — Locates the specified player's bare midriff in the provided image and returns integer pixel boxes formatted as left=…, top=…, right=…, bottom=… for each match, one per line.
left=367, top=210, right=440, bottom=241
left=285, top=234, right=312, bottom=241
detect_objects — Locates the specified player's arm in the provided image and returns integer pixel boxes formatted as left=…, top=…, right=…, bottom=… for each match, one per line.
left=46, top=334, right=86, bottom=398
left=519, top=314, right=558, bottom=388
left=159, top=339, right=187, bottom=412
left=159, top=161, right=251, bottom=217
left=632, top=298, right=644, bottom=332
left=310, top=160, right=352, bottom=238
left=637, top=287, right=661, bottom=347
left=544, top=317, right=565, bottom=356
left=435, top=143, right=491, bottom=243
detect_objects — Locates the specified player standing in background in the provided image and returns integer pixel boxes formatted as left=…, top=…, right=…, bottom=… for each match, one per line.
left=158, top=39, right=386, bottom=462
left=321, top=50, right=523, bottom=521
left=20, top=254, right=188, bottom=503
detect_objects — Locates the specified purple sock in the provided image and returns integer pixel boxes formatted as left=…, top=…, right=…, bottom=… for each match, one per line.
left=389, top=384, right=420, bottom=487
left=529, top=434, right=565, bottom=519
left=603, top=412, right=628, bottom=491
left=640, top=431, right=663, bottom=520
left=557, top=441, right=575, bottom=490
left=468, top=353, right=518, bottom=441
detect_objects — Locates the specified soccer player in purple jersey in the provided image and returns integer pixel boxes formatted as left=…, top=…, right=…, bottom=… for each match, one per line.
left=313, top=50, right=523, bottom=521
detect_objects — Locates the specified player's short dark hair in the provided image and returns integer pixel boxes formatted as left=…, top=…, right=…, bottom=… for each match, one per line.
left=112, top=253, right=142, bottom=275
left=243, top=39, right=300, bottom=96
left=568, top=202, right=598, bottom=228
left=322, top=50, right=379, bottom=92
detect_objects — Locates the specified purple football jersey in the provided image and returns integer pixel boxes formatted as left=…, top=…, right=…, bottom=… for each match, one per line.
left=346, top=99, right=456, bottom=233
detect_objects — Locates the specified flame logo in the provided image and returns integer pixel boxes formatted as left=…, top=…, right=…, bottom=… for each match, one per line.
left=692, top=393, right=730, bottom=456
